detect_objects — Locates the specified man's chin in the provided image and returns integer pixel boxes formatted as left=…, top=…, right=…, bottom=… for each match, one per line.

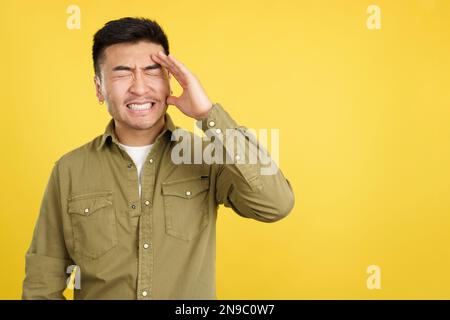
left=126, top=114, right=165, bottom=131
left=126, top=120, right=157, bottom=131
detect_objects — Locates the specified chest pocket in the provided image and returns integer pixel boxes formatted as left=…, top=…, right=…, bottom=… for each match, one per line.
left=162, top=176, right=210, bottom=241
left=68, top=191, right=118, bottom=259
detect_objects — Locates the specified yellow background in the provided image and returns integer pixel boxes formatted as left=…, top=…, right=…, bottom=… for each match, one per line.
left=0, top=0, right=449, bottom=299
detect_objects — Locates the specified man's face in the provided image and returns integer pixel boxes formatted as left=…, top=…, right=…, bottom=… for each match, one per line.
left=94, top=41, right=171, bottom=131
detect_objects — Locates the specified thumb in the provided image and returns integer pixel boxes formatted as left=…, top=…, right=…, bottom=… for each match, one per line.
left=166, top=94, right=181, bottom=107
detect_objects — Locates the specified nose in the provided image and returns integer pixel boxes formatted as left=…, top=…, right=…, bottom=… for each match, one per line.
left=129, top=72, right=150, bottom=96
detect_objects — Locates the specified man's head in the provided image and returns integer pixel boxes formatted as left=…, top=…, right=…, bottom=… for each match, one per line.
left=93, top=17, right=171, bottom=133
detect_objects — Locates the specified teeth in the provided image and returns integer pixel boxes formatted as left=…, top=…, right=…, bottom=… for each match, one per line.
left=127, top=102, right=153, bottom=110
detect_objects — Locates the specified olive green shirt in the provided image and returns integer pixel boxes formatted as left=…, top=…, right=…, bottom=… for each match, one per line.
left=22, top=103, right=295, bottom=300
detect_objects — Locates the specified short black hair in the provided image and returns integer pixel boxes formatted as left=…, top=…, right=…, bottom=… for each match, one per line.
left=92, top=17, right=170, bottom=77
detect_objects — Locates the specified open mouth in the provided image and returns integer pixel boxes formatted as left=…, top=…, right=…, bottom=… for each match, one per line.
left=126, top=102, right=156, bottom=111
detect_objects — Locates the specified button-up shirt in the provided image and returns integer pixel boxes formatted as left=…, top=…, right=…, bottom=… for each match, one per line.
left=22, top=103, right=295, bottom=299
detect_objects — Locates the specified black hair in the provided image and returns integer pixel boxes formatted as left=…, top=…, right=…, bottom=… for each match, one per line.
left=92, top=17, right=170, bottom=77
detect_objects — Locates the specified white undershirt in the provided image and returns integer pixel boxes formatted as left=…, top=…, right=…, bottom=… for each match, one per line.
left=117, top=142, right=153, bottom=197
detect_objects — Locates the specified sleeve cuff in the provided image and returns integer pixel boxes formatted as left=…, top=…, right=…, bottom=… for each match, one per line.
left=196, top=103, right=239, bottom=132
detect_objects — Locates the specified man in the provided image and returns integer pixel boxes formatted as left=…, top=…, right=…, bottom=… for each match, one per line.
left=22, top=17, right=294, bottom=300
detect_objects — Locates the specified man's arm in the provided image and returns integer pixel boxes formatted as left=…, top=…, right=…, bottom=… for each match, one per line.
left=200, top=103, right=295, bottom=222
left=22, top=161, right=73, bottom=299
left=151, top=51, right=295, bottom=221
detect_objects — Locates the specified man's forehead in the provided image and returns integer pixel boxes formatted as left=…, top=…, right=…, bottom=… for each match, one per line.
left=103, top=41, right=162, bottom=65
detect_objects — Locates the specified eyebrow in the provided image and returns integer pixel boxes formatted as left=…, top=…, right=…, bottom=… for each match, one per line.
left=112, top=63, right=161, bottom=72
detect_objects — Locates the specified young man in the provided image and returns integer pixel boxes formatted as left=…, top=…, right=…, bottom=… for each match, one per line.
left=22, top=17, right=295, bottom=300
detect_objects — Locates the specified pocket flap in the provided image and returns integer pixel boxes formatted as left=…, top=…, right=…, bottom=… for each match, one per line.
left=68, top=195, right=112, bottom=216
left=162, top=176, right=210, bottom=199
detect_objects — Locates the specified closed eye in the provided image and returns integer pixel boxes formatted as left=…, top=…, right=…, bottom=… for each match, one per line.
left=145, top=69, right=163, bottom=76
left=115, top=73, right=132, bottom=78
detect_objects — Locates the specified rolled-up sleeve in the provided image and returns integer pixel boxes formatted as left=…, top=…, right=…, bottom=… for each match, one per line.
left=199, top=103, right=295, bottom=222
left=22, top=161, right=73, bottom=299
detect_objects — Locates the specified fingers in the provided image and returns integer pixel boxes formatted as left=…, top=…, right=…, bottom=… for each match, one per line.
left=166, top=54, right=191, bottom=76
left=155, top=52, right=178, bottom=73
left=152, top=52, right=188, bottom=87
left=151, top=54, right=173, bottom=75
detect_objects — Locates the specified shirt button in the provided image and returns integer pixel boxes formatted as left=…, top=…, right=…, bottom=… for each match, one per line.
left=235, top=155, right=241, bottom=161
left=143, top=243, right=150, bottom=249
left=127, top=163, right=133, bottom=168
left=185, top=190, right=191, bottom=196
left=149, top=158, right=153, bottom=164
left=208, top=120, right=215, bottom=127
left=144, top=200, right=150, bottom=206
left=131, top=204, right=136, bottom=209
left=215, top=128, right=221, bottom=134
left=84, top=208, right=89, bottom=214
left=142, top=291, right=148, bottom=297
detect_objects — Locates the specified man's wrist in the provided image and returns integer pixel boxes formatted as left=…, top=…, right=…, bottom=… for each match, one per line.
left=194, top=103, right=215, bottom=121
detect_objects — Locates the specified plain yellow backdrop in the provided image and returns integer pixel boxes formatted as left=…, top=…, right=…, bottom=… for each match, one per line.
left=0, top=0, right=449, bottom=299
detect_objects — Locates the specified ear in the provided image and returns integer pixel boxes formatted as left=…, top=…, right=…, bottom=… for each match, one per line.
left=93, top=75, right=105, bottom=103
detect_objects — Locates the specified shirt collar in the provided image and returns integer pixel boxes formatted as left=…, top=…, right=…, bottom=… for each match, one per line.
left=97, top=112, right=177, bottom=151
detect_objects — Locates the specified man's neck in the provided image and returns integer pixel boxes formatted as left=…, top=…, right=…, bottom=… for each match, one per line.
left=114, top=116, right=165, bottom=146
